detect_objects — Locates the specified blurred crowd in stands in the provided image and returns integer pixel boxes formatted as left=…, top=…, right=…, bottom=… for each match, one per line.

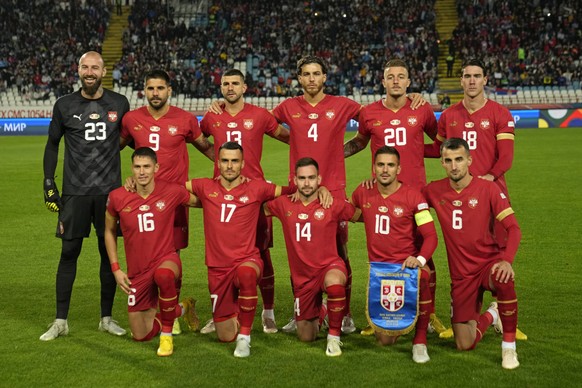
left=452, top=0, right=581, bottom=89
left=0, top=0, right=580, bottom=100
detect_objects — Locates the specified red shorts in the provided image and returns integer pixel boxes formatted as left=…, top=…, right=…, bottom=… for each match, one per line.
left=207, top=257, right=264, bottom=321
left=173, top=206, right=189, bottom=250
left=450, top=261, right=498, bottom=323
left=294, top=259, right=347, bottom=321
left=127, top=253, right=182, bottom=312
left=255, top=209, right=273, bottom=251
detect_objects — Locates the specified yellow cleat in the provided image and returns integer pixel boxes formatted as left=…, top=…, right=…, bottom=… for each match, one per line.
left=439, top=327, right=454, bottom=339
left=181, top=297, right=200, bottom=331
left=428, top=313, right=449, bottom=334
left=515, top=327, right=528, bottom=341
left=157, top=335, right=173, bottom=357
left=360, top=325, right=375, bottom=336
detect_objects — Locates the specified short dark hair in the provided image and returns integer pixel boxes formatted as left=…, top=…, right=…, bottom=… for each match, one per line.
left=440, top=137, right=470, bottom=155
left=374, top=145, right=400, bottom=162
left=223, top=69, right=245, bottom=82
left=219, top=141, right=244, bottom=154
left=132, top=147, right=157, bottom=163
left=383, top=59, right=409, bottom=74
left=296, top=56, right=328, bottom=75
left=461, top=58, right=486, bottom=75
left=295, top=157, right=319, bottom=173
left=144, top=69, right=171, bottom=85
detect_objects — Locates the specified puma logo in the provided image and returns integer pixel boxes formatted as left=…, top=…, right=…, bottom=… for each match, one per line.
left=73, top=114, right=82, bottom=121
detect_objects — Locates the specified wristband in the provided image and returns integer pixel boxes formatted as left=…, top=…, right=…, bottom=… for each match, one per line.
left=416, top=256, right=427, bottom=267
left=111, top=262, right=120, bottom=272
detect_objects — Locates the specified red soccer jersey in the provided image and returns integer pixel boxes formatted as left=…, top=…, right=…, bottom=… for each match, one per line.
left=266, top=196, right=355, bottom=288
left=107, top=180, right=191, bottom=277
left=190, top=178, right=277, bottom=267
left=121, top=106, right=203, bottom=183
left=200, top=103, right=279, bottom=180
left=436, top=100, right=515, bottom=193
left=423, top=177, right=515, bottom=280
left=351, top=184, right=431, bottom=263
left=358, top=99, right=437, bottom=191
left=272, top=95, right=361, bottom=191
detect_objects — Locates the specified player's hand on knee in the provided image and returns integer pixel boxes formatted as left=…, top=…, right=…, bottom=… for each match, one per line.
left=491, top=260, right=514, bottom=283
left=43, top=177, right=62, bottom=212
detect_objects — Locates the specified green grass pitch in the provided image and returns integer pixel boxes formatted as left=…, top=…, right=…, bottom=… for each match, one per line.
left=0, top=127, right=580, bottom=387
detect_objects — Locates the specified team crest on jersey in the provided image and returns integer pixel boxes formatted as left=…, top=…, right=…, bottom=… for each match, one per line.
left=381, top=279, right=405, bottom=312
left=227, top=122, right=238, bottom=128
left=465, top=122, right=475, bottom=128
left=209, top=192, right=218, bottom=198
left=150, top=126, right=160, bottom=132
left=408, top=116, right=418, bottom=126
left=468, top=198, right=478, bottom=208
left=107, top=111, right=118, bottom=122
left=325, top=110, right=335, bottom=120
left=308, top=113, right=319, bottom=119
left=393, top=206, right=404, bottom=217
left=155, top=201, right=166, bottom=211
left=378, top=206, right=389, bottom=213
left=298, top=213, right=309, bottom=220
left=390, top=119, right=400, bottom=126
left=168, top=126, right=178, bottom=135
left=243, top=119, right=254, bottom=130
left=239, top=195, right=249, bottom=203
left=133, top=124, right=143, bottom=131
left=89, top=113, right=100, bottom=120
left=224, top=194, right=234, bottom=200
left=139, top=205, right=150, bottom=211
left=373, top=120, right=383, bottom=127
left=480, top=119, right=490, bottom=130
left=453, top=200, right=463, bottom=207
left=314, top=209, right=325, bottom=220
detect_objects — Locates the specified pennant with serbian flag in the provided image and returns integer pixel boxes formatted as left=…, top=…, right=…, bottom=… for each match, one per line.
left=366, top=262, right=419, bottom=336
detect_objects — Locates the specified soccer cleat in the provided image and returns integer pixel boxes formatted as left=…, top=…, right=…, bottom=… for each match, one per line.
left=341, top=315, right=356, bottom=334
left=172, top=318, right=182, bottom=335
left=181, top=297, right=200, bottom=331
left=428, top=313, right=448, bottom=334
left=325, top=337, right=343, bottom=357
left=515, top=327, right=528, bottom=341
left=157, top=335, right=173, bottom=357
left=261, top=311, right=278, bottom=334
left=489, top=302, right=503, bottom=334
left=360, top=325, right=375, bottom=336
left=234, top=336, right=251, bottom=358
left=200, top=319, right=216, bottom=334
left=40, top=319, right=69, bottom=341
left=502, top=348, right=520, bottom=369
left=412, top=344, right=431, bottom=364
left=439, top=327, right=454, bottom=339
left=282, top=317, right=297, bottom=333
left=98, top=317, right=127, bottom=336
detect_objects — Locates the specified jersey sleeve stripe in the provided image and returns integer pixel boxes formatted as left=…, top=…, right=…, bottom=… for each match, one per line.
left=496, top=207, right=514, bottom=222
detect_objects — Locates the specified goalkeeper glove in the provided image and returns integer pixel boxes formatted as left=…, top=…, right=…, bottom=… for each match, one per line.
left=44, top=177, right=62, bottom=212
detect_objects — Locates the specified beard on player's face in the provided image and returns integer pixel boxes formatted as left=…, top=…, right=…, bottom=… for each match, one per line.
left=81, top=76, right=102, bottom=96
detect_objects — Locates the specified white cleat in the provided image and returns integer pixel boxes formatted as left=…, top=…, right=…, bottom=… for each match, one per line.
left=40, top=319, right=69, bottom=341
left=412, top=344, right=430, bottom=364
left=200, top=319, right=216, bottom=334
left=282, top=317, right=297, bottom=333
left=341, top=315, right=356, bottom=334
left=261, top=311, right=278, bottom=334
left=98, top=316, right=127, bottom=336
left=234, top=335, right=251, bottom=358
left=502, top=348, right=520, bottom=369
left=325, top=337, right=343, bottom=357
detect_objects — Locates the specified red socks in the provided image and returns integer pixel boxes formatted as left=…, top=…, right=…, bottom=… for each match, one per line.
left=236, top=266, right=258, bottom=335
left=154, top=267, right=178, bottom=333
left=326, top=284, right=346, bottom=337
left=413, top=269, right=432, bottom=345
left=259, top=249, right=275, bottom=310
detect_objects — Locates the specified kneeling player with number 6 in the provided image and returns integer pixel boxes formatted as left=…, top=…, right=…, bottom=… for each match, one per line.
left=104, top=148, right=200, bottom=357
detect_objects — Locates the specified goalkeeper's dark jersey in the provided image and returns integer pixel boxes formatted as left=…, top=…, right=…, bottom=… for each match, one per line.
left=48, top=89, right=130, bottom=195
